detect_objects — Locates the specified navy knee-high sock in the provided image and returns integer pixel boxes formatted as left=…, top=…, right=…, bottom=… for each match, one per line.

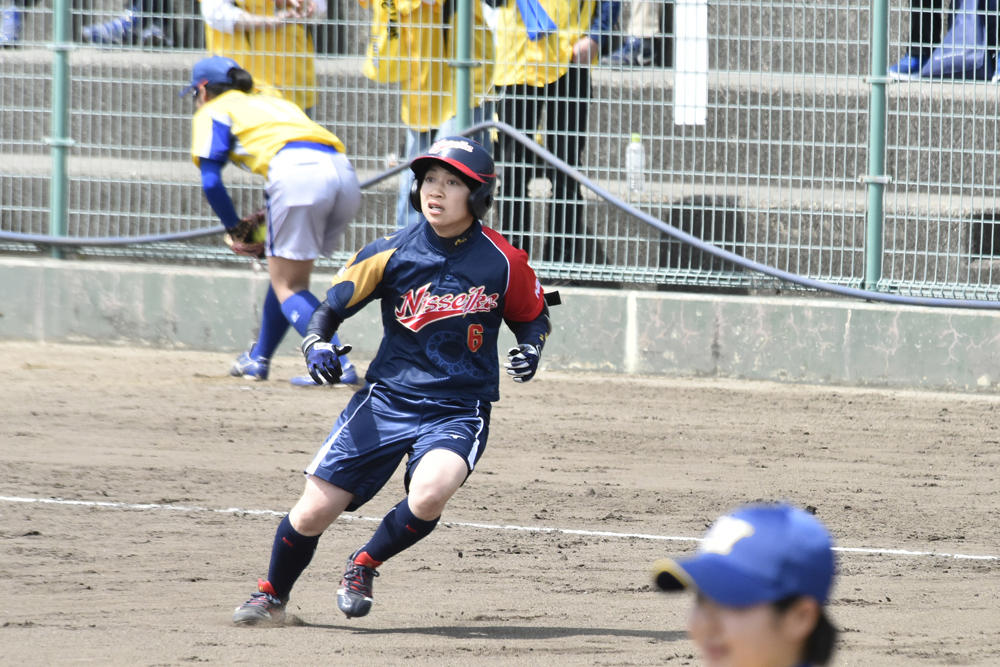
left=266, top=515, right=320, bottom=601
left=358, top=499, right=439, bottom=565
left=252, top=286, right=291, bottom=360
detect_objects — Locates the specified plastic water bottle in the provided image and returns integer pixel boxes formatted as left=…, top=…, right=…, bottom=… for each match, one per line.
left=625, top=133, right=645, bottom=197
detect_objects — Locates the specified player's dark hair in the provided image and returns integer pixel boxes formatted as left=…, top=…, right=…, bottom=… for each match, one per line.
left=773, top=595, right=837, bottom=665
left=204, top=66, right=254, bottom=99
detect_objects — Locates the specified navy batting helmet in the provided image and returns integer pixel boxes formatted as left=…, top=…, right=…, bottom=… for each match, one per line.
left=409, top=136, right=496, bottom=219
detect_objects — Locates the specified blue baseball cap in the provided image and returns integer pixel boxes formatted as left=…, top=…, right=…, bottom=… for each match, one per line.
left=179, top=56, right=240, bottom=98
left=654, top=503, right=835, bottom=606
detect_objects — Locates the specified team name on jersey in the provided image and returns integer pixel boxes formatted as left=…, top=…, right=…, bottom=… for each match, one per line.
left=395, top=283, right=499, bottom=332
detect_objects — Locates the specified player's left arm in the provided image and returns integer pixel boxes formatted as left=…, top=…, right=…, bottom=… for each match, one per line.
left=502, top=257, right=550, bottom=383
left=573, top=0, right=619, bottom=63
left=504, top=302, right=550, bottom=383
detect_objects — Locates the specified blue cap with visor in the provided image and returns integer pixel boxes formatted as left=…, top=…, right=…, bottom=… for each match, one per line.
left=654, top=503, right=836, bottom=606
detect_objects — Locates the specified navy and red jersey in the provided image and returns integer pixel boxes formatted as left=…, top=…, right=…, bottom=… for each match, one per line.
left=323, top=219, right=547, bottom=402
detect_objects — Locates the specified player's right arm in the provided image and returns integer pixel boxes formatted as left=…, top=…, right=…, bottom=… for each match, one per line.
left=304, top=233, right=405, bottom=341
left=198, top=159, right=241, bottom=230
left=301, top=234, right=402, bottom=383
left=191, top=106, right=242, bottom=230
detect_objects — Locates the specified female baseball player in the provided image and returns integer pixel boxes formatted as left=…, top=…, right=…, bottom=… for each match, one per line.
left=183, top=56, right=359, bottom=384
left=231, top=136, right=551, bottom=625
left=654, top=503, right=839, bottom=667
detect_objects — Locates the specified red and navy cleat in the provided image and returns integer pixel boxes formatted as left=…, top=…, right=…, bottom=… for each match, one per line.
left=232, top=579, right=286, bottom=626
left=337, top=551, right=379, bottom=618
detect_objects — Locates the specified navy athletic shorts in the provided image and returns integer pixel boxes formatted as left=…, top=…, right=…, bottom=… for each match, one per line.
left=304, top=382, right=492, bottom=511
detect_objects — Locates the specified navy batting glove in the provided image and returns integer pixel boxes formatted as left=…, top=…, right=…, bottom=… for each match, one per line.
left=301, top=334, right=352, bottom=385
left=505, top=344, right=541, bottom=383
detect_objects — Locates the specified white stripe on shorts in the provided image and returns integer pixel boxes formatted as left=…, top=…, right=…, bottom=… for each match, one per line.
left=304, top=383, right=378, bottom=476
left=466, top=400, right=484, bottom=471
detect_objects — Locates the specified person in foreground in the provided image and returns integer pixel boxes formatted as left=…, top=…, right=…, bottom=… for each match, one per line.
left=231, top=136, right=552, bottom=625
left=183, top=56, right=359, bottom=385
left=653, top=503, right=838, bottom=667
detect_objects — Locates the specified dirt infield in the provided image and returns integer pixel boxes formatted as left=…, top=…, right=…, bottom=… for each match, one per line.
left=2, top=341, right=998, bottom=666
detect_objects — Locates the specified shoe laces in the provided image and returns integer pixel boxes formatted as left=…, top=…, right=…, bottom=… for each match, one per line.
left=244, top=590, right=283, bottom=609
left=244, top=579, right=283, bottom=608
left=342, top=561, right=378, bottom=595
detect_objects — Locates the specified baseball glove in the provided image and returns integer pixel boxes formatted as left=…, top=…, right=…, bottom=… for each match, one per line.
left=225, top=208, right=266, bottom=259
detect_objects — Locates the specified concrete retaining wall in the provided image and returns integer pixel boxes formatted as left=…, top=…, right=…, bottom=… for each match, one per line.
left=3, top=256, right=998, bottom=394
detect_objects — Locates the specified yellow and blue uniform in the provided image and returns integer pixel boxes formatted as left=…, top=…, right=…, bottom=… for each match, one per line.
left=183, top=56, right=360, bottom=388
left=190, top=88, right=355, bottom=247
left=190, top=88, right=344, bottom=178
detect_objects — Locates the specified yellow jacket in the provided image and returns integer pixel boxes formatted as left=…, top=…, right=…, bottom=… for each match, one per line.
left=202, top=0, right=317, bottom=112
left=361, top=0, right=494, bottom=131
left=491, top=0, right=596, bottom=88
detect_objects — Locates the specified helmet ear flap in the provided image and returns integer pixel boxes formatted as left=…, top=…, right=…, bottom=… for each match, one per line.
left=409, top=175, right=422, bottom=213
left=468, top=183, right=494, bottom=219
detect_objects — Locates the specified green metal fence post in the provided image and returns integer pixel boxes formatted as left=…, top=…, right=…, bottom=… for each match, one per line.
left=452, top=0, right=473, bottom=131
left=864, top=0, right=889, bottom=290
left=47, top=0, right=74, bottom=259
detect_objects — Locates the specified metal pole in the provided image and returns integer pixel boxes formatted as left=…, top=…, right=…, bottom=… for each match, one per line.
left=47, top=0, right=74, bottom=259
left=864, top=0, right=889, bottom=290
left=452, top=0, right=473, bottom=131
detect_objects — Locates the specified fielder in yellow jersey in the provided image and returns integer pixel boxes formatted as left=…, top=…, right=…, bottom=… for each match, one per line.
left=190, top=83, right=344, bottom=178
left=184, top=56, right=360, bottom=386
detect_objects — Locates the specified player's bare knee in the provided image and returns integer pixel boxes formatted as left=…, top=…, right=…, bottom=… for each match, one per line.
left=288, top=502, right=337, bottom=536
left=406, top=487, right=451, bottom=520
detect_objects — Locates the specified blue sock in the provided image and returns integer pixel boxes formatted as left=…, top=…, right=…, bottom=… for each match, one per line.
left=280, top=290, right=320, bottom=337
left=252, top=286, right=290, bottom=360
left=267, top=515, right=320, bottom=601
left=281, top=290, right=351, bottom=367
left=360, top=499, right=439, bottom=564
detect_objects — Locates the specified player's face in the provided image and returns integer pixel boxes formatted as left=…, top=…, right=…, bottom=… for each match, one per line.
left=420, top=165, right=474, bottom=238
left=687, top=595, right=810, bottom=667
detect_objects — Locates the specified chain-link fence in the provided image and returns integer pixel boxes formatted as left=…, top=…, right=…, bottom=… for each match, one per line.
left=2, top=0, right=1000, bottom=300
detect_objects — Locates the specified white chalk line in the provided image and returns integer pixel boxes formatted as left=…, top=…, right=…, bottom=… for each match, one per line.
left=2, top=495, right=998, bottom=562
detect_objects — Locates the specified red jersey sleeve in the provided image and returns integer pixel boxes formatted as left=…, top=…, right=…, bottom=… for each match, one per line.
left=483, top=227, right=546, bottom=322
